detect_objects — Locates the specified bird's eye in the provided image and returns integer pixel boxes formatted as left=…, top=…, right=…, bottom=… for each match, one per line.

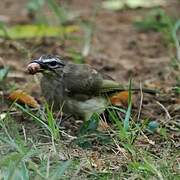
left=48, top=61, right=57, bottom=66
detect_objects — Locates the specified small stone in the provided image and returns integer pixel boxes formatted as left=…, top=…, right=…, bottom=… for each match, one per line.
left=147, top=121, right=159, bottom=133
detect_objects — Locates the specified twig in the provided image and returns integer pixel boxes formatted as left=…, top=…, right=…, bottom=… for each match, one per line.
left=59, top=130, right=77, bottom=140
left=112, top=138, right=129, bottom=160
left=156, top=101, right=171, bottom=120
left=140, top=131, right=155, bottom=145
left=22, top=126, right=27, bottom=143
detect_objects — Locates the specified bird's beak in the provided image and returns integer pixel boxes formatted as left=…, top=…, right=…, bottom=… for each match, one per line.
left=31, top=59, right=49, bottom=69
left=26, top=59, right=46, bottom=75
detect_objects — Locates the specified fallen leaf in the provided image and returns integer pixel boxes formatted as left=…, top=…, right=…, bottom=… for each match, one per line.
left=8, top=90, right=40, bottom=108
left=144, top=81, right=163, bottom=90
left=102, top=0, right=166, bottom=11
left=102, top=0, right=124, bottom=11
left=110, top=91, right=129, bottom=106
left=0, top=24, right=79, bottom=39
left=126, top=0, right=166, bottom=8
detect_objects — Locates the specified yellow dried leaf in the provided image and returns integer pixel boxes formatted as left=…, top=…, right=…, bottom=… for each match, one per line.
left=110, top=91, right=129, bottom=106
left=8, top=90, right=39, bottom=108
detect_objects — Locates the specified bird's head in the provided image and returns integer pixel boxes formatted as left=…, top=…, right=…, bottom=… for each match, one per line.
left=27, top=55, right=66, bottom=75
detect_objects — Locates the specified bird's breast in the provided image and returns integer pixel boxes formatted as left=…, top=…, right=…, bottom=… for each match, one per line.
left=40, top=76, right=65, bottom=109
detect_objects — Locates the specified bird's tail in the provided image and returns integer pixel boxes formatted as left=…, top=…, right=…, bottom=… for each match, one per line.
left=101, top=80, right=127, bottom=92
left=101, top=80, right=158, bottom=94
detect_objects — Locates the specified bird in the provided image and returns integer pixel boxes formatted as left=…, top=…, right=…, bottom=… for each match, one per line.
left=27, top=55, right=157, bottom=121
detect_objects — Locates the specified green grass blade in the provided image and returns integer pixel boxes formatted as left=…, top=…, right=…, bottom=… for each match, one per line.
left=0, top=67, right=9, bottom=81
left=49, top=160, right=71, bottom=180
left=15, top=103, right=52, bottom=135
left=123, top=78, right=132, bottom=131
left=46, top=0, right=67, bottom=24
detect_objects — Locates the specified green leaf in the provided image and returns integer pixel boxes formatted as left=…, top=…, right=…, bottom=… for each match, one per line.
left=135, top=9, right=173, bottom=32
left=173, top=86, right=180, bottom=94
left=0, top=25, right=79, bottom=39
left=0, top=67, right=9, bottom=81
left=26, top=0, right=45, bottom=12
left=75, top=136, right=92, bottom=149
left=79, top=113, right=99, bottom=135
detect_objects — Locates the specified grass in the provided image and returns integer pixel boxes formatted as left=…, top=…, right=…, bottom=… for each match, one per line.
left=0, top=70, right=178, bottom=174
left=1, top=62, right=179, bottom=179
left=0, top=106, right=74, bottom=179
left=1, top=97, right=178, bottom=179
left=135, top=8, right=176, bottom=46
left=26, top=0, right=67, bottom=25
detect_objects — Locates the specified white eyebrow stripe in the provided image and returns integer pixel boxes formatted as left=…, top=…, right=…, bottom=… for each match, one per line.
left=43, top=59, right=56, bottom=63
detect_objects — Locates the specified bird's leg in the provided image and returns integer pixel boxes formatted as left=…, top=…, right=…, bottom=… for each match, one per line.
left=84, top=112, right=94, bottom=121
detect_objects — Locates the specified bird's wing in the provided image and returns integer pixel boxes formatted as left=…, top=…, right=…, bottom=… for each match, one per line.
left=62, top=63, right=134, bottom=95
left=100, top=79, right=125, bottom=93
left=62, top=64, right=103, bottom=95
